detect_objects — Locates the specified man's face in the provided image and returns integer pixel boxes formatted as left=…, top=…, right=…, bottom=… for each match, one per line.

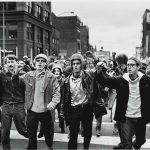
left=65, top=60, right=70, bottom=67
left=6, top=58, right=17, bottom=72
left=116, top=61, right=126, bottom=72
left=72, top=59, right=82, bottom=73
left=18, top=61, right=25, bottom=69
left=86, top=57, right=95, bottom=69
left=35, top=58, right=46, bottom=71
left=127, top=59, right=139, bottom=76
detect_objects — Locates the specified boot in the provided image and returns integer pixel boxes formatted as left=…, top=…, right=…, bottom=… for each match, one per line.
left=38, top=131, right=44, bottom=138
left=113, top=143, right=125, bottom=149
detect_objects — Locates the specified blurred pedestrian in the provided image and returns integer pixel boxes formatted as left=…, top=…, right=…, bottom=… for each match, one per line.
left=0, top=55, right=28, bottom=150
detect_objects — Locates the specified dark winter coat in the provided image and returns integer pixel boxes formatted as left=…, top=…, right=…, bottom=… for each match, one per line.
left=61, top=70, right=107, bottom=126
left=95, top=71, right=150, bottom=124
left=0, top=72, right=25, bottom=104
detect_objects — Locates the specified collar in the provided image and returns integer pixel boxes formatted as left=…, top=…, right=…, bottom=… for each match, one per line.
left=29, top=70, right=53, bottom=78
left=35, top=70, right=46, bottom=79
left=123, top=71, right=144, bottom=82
left=6, top=70, right=16, bottom=77
left=71, top=71, right=82, bottom=81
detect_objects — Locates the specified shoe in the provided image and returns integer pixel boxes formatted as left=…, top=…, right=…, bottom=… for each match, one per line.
left=113, top=128, right=118, bottom=136
left=96, top=128, right=101, bottom=137
left=133, top=140, right=146, bottom=149
left=81, top=131, right=84, bottom=137
left=22, top=131, right=28, bottom=138
left=113, top=143, right=125, bottom=149
left=67, top=132, right=70, bottom=139
left=38, top=132, right=44, bottom=138
left=48, top=146, right=53, bottom=150
left=61, top=128, right=65, bottom=133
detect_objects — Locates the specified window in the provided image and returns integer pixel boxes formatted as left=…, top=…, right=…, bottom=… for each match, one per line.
left=26, top=2, right=33, bottom=14
left=8, top=30, right=17, bottom=39
left=45, top=30, right=49, bottom=44
left=35, top=5, right=42, bottom=19
left=52, top=38, right=55, bottom=49
left=44, top=2, right=49, bottom=5
left=78, top=43, right=81, bottom=50
left=26, top=22, right=34, bottom=40
left=6, top=21, right=17, bottom=26
left=43, top=10, right=49, bottom=22
left=37, top=47, right=43, bottom=54
left=0, top=28, right=2, bottom=39
left=0, top=28, right=6, bottom=39
left=37, top=27, right=42, bottom=43
left=7, top=2, right=16, bottom=10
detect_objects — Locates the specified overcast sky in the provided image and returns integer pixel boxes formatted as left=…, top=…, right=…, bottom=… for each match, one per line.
left=50, top=0, right=150, bottom=57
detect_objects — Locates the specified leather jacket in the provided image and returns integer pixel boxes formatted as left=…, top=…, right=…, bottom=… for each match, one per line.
left=0, top=72, right=25, bottom=105
left=61, top=70, right=94, bottom=126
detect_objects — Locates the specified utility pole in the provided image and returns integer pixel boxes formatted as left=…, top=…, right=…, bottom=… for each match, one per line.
left=2, top=2, right=5, bottom=65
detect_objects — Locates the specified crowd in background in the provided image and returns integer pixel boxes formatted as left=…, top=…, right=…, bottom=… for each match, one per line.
left=0, top=51, right=150, bottom=150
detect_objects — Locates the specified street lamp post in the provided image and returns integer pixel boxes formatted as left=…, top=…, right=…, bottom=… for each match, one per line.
left=2, top=2, right=5, bottom=65
left=0, top=3, right=5, bottom=66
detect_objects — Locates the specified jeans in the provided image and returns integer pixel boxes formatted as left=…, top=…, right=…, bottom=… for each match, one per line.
left=117, top=117, right=146, bottom=149
left=1, top=102, right=28, bottom=150
left=27, top=110, right=54, bottom=150
left=68, top=104, right=93, bottom=150
left=56, top=103, right=65, bottom=130
left=96, top=116, right=102, bottom=130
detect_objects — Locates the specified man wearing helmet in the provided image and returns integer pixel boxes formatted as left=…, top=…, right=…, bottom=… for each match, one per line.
left=61, top=53, right=93, bottom=149
left=61, top=52, right=106, bottom=149
left=19, top=54, right=60, bottom=150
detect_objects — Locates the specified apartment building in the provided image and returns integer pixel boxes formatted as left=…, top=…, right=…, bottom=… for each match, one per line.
left=0, top=2, right=53, bottom=62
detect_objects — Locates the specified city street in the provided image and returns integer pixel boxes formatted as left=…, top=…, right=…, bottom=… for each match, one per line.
left=1, top=1, right=150, bottom=150
left=0, top=109, right=150, bottom=149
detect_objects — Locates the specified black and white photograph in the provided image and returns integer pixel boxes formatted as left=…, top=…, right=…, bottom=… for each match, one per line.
left=0, top=0, right=150, bottom=149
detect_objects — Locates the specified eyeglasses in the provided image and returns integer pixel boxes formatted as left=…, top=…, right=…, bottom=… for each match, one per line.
left=127, top=64, right=136, bottom=67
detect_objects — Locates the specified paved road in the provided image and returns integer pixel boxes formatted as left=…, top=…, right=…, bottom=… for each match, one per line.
left=1, top=109, right=149, bottom=149
left=0, top=130, right=150, bottom=149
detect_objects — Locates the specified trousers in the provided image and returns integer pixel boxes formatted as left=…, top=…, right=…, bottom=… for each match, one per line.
left=27, top=110, right=54, bottom=150
left=68, top=104, right=93, bottom=150
left=117, top=117, right=146, bottom=149
left=1, top=103, right=28, bottom=150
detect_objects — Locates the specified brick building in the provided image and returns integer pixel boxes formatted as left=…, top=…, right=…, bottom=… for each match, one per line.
left=0, top=2, right=53, bottom=63
left=80, top=24, right=89, bottom=54
left=54, top=15, right=82, bottom=59
left=142, top=9, right=150, bottom=58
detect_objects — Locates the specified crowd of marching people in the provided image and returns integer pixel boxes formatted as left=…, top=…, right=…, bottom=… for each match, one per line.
left=0, top=51, right=150, bottom=150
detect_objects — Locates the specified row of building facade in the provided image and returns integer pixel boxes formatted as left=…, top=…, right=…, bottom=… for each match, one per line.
left=2, top=2, right=150, bottom=63
left=137, top=9, right=150, bottom=59
left=0, top=2, right=94, bottom=64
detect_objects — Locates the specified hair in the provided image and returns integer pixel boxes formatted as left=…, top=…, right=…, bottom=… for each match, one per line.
left=52, top=65, right=63, bottom=75
left=115, top=53, right=128, bottom=65
left=52, top=67, right=62, bottom=75
left=128, top=57, right=141, bottom=66
left=5, top=55, right=18, bottom=63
